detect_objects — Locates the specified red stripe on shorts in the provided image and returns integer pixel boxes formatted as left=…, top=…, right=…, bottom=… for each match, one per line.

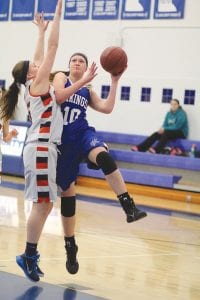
left=38, top=197, right=50, bottom=203
left=37, top=180, right=48, bottom=186
left=37, top=146, right=48, bottom=151
left=39, top=127, right=50, bottom=133
left=36, top=162, right=48, bottom=169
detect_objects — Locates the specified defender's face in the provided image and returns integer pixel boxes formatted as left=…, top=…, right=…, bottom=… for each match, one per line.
left=27, top=62, right=40, bottom=79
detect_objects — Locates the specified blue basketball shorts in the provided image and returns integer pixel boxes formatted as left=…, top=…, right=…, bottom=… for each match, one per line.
left=56, top=127, right=106, bottom=191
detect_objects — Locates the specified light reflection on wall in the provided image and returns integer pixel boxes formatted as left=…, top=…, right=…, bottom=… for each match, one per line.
left=0, top=195, right=19, bottom=227
left=24, top=201, right=63, bottom=236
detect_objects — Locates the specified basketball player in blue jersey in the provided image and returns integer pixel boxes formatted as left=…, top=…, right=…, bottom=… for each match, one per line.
left=1, top=1, right=97, bottom=282
left=53, top=53, right=147, bottom=275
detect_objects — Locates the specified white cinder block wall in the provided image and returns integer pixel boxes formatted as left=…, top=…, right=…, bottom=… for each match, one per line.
left=0, top=0, right=200, bottom=139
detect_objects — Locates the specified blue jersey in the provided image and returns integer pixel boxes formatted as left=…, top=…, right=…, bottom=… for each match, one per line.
left=60, top=78, right=90, bottom=143
left=57, top=78, right=106, bottom=191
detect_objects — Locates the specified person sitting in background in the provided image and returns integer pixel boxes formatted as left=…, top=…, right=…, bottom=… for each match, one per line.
left=131, top=99, right=188, bottom=154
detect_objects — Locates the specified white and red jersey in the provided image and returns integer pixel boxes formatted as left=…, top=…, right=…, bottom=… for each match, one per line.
left=23, top=81, right=63, bottom=203
left=24, top=80, right=63, bottom=145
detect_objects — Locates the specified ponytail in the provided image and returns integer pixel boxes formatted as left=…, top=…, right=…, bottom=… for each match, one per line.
left=1, top=81, right=20, bottom=121
left=0, top=60, right=30, bottom=121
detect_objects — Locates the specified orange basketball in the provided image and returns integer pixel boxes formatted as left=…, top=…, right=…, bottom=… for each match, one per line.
left=100, top=46, right=128, bottom=75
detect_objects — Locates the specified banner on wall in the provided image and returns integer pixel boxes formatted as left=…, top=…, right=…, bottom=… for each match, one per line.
left=0, top=0, right=10, bottom=21
left=64, top=0, right=90, bottom=20
left=92, top=0, right=119, bottom=20
left=11, top=0, right=35, bottom=21
left=121, top=0, right=151, bottom=20
left=154, top=0, right=185, bottom=19
left=37, top=0, right=58, bottom=20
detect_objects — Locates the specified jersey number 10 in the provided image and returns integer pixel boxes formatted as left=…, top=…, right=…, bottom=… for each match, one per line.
left=63, top=107, right=81, bottom=125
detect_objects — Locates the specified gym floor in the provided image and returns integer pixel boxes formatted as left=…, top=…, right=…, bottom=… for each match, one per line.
left=0, top=175, right=200, bottom=300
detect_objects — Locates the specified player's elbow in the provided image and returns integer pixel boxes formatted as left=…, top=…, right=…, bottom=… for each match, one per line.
left=103, top=107, right=113, bottom=114
left=54, top=91, right=64, bottom=104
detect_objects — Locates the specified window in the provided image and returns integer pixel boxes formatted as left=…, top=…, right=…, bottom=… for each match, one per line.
left=0, top=79, right=6, bottom=89
left=141, top=87, right=151, bottom=102
left=101, top=85, right=110, bottom=99
left=121, top=86, right=130, bottom=101
left=184, top=90, right=195, bottom=105
left=162, top=88, right=173, bottom=103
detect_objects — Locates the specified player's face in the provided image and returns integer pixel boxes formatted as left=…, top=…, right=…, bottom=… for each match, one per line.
left=28, top=62, right=40, bottom=78
left=69, top=55, right=87, bottom=75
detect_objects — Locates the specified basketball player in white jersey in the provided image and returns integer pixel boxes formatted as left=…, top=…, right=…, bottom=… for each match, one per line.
left=1, top=0, right=97, bottom=282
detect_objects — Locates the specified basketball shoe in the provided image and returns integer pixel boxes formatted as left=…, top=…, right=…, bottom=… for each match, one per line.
left=65, top=243, right=79, bottom=274
left=118, top=195, right=147, bottom=223
left=16, top=252, right=43, bottom=282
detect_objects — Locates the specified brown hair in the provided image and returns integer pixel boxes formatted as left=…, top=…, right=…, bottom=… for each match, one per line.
left=1, top=60, right=29, bottom=121
left=49, top=70, right=68, bottom=82
left=69, top=52, right=88, bottom=67
left=171, top=98, right=180, bottom=105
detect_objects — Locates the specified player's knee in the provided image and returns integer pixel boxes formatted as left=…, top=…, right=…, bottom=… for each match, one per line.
left=96, top=151, right=117, bottom=175
left=61, top=196, right=76, bottom=217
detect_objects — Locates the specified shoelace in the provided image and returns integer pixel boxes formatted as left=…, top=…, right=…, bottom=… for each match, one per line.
left=26, top=254, right=40, bottom=272
left=123, top=198, right=137, bottom=215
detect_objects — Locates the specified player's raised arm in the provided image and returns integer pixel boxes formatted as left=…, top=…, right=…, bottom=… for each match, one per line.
left=30, top=0, right=62, bottom=95
left=32, top=12, right=49, bottom=66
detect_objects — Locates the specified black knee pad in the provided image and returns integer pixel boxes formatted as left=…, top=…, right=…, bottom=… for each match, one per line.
left=96, top=151, right=117, bottom=175
left=61, top=196, right=76, bottom=217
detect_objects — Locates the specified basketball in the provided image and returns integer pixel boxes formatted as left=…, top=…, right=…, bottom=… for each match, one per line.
left=100, top=46, right=128, bottom=75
